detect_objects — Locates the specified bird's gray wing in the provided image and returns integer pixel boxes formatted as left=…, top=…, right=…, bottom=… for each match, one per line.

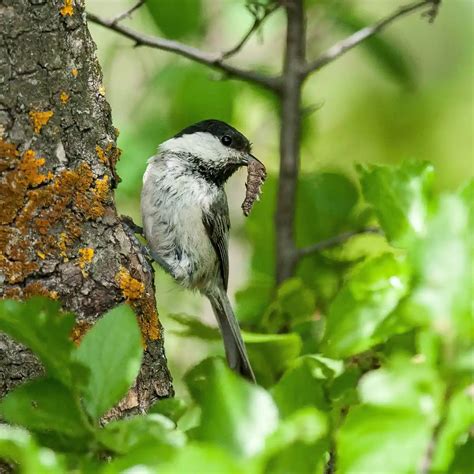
left=202, top=198, right=230, bottom=291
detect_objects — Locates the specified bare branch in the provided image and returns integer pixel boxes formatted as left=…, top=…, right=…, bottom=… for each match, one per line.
left=220, top=3, right=279, bottom=60
left=304, top=0, right=438, bottom=76
left=111, top=0, right=146, bottom=25
left=87, top=12, right=281, bottom=92
left=275, top=0, right=306, bottom=284
left=297, top=227, right=383, bottom=259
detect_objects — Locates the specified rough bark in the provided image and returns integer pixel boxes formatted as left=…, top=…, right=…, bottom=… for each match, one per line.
left=0, top=0, right=172, bottom=412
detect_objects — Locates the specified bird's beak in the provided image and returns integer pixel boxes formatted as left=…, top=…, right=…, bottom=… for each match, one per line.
left=243, top=153, right=263, bottom=166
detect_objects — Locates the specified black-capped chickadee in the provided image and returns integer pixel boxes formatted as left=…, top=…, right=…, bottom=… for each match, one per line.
left=141, top=119, right=263, bottom=382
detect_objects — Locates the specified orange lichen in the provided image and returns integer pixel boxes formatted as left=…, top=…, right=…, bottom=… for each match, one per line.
left=0, top=139, right=19, bottom=172
left=71, top=321, right=93, bottom=345
left=116, top=267, right=145, bottom=300
left=78, top=247, right=94, bottom=276
left=19, top=150, right=47, bottom=186
left=60, top=0, right=74, bottom=16
left=135, top=298, right=160, bottom=341
left=0, top=138, right=113, bottom=285
left=98, top=84, right=106, bottom=96
left=96, top=143, right=122, bottom=171
left=94, top=175, right=109, bottom=200
left=96, top=145, right=106, bottom=163
left=60, top=91, right=70, bottom=104
left=71, top=68, right=78, bottom=77
left=29, top=111, right=54, bottom=134
left=23, top=282, right=59, bottom=300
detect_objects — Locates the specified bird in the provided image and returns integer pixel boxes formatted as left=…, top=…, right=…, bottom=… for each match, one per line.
left=141, top=119, right=262, bottom=382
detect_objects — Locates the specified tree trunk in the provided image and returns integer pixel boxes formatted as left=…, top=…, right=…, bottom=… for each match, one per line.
left=0, top=0, right=172, bottom=414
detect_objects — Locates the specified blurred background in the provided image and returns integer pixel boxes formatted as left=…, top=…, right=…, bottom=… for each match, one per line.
left=87, top=0, right=473, bottom=394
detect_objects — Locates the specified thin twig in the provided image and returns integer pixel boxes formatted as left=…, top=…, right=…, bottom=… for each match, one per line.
left=304, top=0, right=437, bottom=76
left=87, top=12, right=281, bottom=92
left=220, top=3, right=279, bottom=60
left=297, top=227, right=383, bottom=259
left=111, top=0, right=146, bottom=25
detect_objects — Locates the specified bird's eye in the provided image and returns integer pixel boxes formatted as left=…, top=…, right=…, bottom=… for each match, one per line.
left=221, top=135, right=232, bottom=146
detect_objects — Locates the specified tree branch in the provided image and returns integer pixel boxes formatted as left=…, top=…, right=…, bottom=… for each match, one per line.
left=297, top=227, right=383, bottom=259
left=87, top=12, right=281, bottom=93
left=304, top=0, right=438, bottom=76
left=111, top=0, right=146, bottom=25
left=275, top=0, right=306, bottom=284
left=220, top=2, right=279, bottom=60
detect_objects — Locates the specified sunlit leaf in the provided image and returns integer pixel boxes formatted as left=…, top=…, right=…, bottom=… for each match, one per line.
left=358, top=160, right=434, bottom=246
left=73, top=305, right=143, bottom=419
left=338, top=354, right=442, bottom=474
left=337, top=405, right=432, bottom=474
left=185, top=358, right=279, bottom=458
left=401, top=195, right=472, bottom=338
left=98, top=414, right=185, bottom=455
left=263, top=407, right=328, bottom=474
left=322, top=253, right=410, bottom=358
left=0, top=425, right=65, bottom=474
left=430, top=387, right=474, bottom=471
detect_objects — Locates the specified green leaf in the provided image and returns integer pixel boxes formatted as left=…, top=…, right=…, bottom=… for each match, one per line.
left=168, top=313, right=220, bottom=340
left=185, top=358, right=279, bottom=458
left=155, top=443, right=246, bottom=474
left=271, top=356, right=340, bottom=416
left=146, top=0, right=203, bottom=39
left=261, top=278, right=316, bottom=333
left=358, top=160, right=434, bottom=246
left=337, top=405, right=432, bottom=474
left=98, top=414, right=186, bottom=455
left=401, top=195, right=472, bottom=339
left=338, top=355, right=442, bottom=474
left=243, top=331, right=302, bottom=387
left=263, top=408, right=328, bottom=474
left=0, top=425, right=65, bottom=474
left=430, top=387, right=474, bottom=471
left=265, top=407, right=328, bottom=454
left=149, top=398, right=189, bottom=424
left=358, top=355, right=443, bottom=422
left=0, top=379, right=90, bottom=439
left=0, top=297, right=86, bottom=388
left=322, top=253, right=410, bottom=358
left=449, top=436, right=474, bottom=474
left=73, top=305, right=143, bottom=419
left=102, top=444, right=179, bottom=473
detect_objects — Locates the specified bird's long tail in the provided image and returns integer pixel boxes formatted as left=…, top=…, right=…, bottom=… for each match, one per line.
left=207, top=288, right=256, bottom=382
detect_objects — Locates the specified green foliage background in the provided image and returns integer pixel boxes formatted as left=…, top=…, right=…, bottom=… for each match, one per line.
left=1, top=0, right=473, bottom=473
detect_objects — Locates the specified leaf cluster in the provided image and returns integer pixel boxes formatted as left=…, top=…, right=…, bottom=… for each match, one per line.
left=1, top=160, right=472, bottom=473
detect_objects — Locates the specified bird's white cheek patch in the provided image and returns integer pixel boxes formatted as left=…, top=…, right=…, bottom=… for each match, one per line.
left=159, top=132, right=234, bottom=163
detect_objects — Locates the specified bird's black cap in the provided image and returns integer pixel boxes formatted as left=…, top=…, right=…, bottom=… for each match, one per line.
left=174, top=119, right=251, bottom=153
